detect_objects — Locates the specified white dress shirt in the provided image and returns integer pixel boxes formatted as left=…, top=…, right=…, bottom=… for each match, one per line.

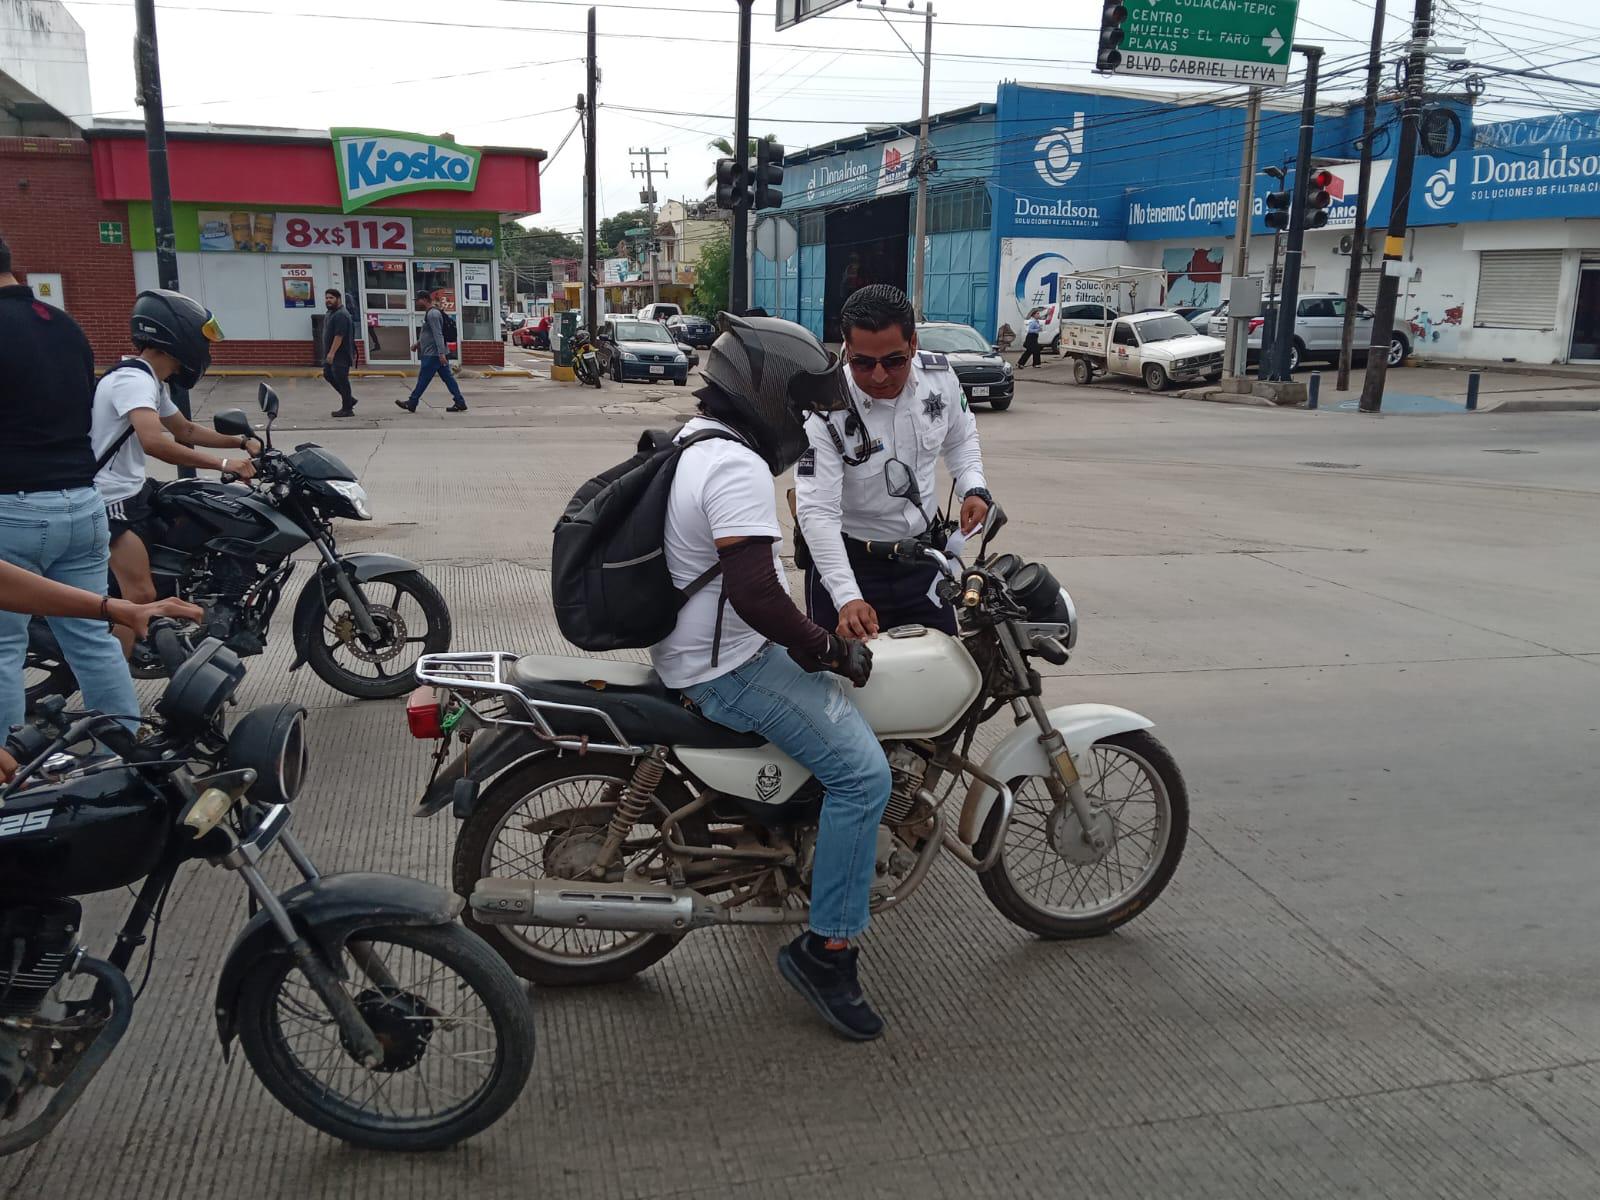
left=795, top=351, right=986, bottom=610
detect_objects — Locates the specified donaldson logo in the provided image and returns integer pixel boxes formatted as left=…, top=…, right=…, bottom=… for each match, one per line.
left=1423, top=160, right=1456, bottom=210
left=1034, top=115, right=1085, bottom=187
left=332, top=128, right=482, bottom=212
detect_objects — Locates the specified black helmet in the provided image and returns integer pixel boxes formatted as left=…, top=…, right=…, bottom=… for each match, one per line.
left=130, top=289, right=223, bottom=389
left=699, top=313, right=850, bottom=475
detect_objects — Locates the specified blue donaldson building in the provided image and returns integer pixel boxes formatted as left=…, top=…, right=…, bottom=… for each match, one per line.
left=753, top=82, right=1600, bottom=365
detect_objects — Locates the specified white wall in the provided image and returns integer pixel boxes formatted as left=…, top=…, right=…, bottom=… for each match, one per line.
left=0, top=0, right=91, bottom=132
left=134, top=252, right=341, bottom=343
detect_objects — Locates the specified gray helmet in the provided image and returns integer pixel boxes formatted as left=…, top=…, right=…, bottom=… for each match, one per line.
left=699, top=314, right=850, bottom=474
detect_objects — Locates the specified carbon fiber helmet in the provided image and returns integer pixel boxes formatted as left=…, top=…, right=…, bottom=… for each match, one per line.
left=699, top=313, right=850, bottom=475
left=130, top=289, right=223, bottom=389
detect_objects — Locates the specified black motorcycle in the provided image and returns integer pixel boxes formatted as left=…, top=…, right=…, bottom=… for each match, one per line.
left=26, top=384, right=450, bottom=706
left=0, top=623, right=535, bottom=1154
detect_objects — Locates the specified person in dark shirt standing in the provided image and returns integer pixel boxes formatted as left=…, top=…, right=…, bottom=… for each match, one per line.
left=0, top=235, right=141, bottom=733
left=322, top=288, right=358, bottom=418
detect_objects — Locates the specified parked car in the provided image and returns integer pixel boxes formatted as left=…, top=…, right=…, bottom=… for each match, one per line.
left=915, top=322, right=1014, bottom=411
left=598, top=316, right=690, bottom=385
left=511, top=315, right=550, bottom=350
left=636, top=302, right=682, bottom=323
left=1062, top=311, right=1226, bottom=391
left=667, top=313, right=716, bottom=349
left=1169, top=305, right=1219, bottom=336
left=502, top=313, right=527, bottom=334
left=1208, top=292, right=1411, bottom=371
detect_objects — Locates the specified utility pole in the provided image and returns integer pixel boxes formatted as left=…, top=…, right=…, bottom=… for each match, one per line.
left=910, top=3, right=935, bottom=320
left=134, top=0, right=191, bottom=462
left=630, top=147, right=668, bottom=303
left=583, top=7, right=598, bottom=333
left=1269, top=43, right=1323, bottom=383
left=1360, top=0, right=1431, bottom=413
left=1225, top=88, right=1262, bottom=380
left=1337, top=0, right=1387, bottom=391
left=730, top=0, right=754, bottom=313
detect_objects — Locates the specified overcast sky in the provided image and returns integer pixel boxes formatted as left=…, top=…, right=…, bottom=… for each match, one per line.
left=59, top=0, right=1600, bottom=235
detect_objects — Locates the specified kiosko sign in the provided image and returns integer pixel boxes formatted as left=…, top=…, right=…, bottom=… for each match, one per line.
left=331, top=129, right=483, bottom=212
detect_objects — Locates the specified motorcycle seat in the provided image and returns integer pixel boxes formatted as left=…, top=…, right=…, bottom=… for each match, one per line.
left=506, top=654, right=764, bottom=750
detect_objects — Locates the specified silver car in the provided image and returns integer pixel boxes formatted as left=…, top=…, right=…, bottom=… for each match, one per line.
left=1209, top=291, right=1410, bottom=371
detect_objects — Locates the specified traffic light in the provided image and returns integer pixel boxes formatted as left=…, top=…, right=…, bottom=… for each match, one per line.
left=754, top=140, right=785, bottom=210
left=1304, top=168, right=1334, bottom=229
left=1264, top=188, right=1292, bottom=231
left=714, top=157, right=747, bottom=211
left=1096, top=0, right=1127, bottom=72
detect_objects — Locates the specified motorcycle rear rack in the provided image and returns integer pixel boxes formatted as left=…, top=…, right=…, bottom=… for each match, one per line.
left=415, top=651, right=645, bottom=756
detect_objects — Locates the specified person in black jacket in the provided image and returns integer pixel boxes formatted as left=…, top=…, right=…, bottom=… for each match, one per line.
left=322, top=288, right=358, bottom=417
left=0, top=235, right=142, bottom=733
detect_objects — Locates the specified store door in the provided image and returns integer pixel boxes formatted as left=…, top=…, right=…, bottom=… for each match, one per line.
left=1569, top=260, right=1600, bottom=362
left=414, top=260, right=459, bottom=361
left=362, top=259, right=414, bottom=362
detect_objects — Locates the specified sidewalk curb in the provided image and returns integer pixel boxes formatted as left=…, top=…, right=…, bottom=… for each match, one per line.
left=209, top=366, right=513, bottom=380
left=1186, top=386, right=1276, bottom=407
left=1478, top=397, right=1600, bottom=413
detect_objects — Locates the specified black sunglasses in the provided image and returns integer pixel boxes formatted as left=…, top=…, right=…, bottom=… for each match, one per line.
left=845, top=351, right=913, bottom=374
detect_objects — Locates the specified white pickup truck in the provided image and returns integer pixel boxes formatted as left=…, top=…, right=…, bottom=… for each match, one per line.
left=1062, top=310, right=1227, bottom=392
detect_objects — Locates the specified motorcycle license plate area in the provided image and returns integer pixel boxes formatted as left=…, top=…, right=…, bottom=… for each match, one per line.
left=649, top=365, right=665, bottom=375
left=972, top=386, right=990, bottom=397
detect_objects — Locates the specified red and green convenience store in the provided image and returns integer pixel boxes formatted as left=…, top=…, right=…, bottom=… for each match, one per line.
left=2, top=121, right=542, bottom=368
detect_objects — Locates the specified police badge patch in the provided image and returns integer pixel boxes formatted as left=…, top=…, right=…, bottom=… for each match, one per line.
left=797, top=448, right=815, bottom=476
left=922, top=393, right=946, bottom=420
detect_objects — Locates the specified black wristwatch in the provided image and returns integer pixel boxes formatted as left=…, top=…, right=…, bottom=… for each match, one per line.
left=963, top=487, right=993, bottom=505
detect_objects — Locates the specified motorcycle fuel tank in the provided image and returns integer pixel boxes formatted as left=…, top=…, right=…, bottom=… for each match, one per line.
left=0, top=768, right=170, bottom=901
left=155, top=479, right=307, bottom=559
left=851, top=627, right=982, bottom=739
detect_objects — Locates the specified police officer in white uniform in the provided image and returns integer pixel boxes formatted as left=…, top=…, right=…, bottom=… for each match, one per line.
left=796, top=285, right=990, bottom=639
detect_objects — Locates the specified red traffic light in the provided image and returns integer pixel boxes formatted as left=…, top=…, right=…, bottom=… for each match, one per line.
left=1307, top=169, right=1335, bottom=209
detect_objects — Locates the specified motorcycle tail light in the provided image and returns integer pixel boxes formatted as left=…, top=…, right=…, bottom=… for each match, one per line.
left=406, top=686, right=445, bottom=739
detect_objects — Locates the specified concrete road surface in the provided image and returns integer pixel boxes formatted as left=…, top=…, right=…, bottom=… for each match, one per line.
left=5, top=378, right=1599, bottom=1199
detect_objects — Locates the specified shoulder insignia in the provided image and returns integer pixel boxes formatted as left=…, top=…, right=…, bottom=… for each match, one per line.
left=797, top=448, right=816, bottom=477
left=917, top=350, right=949, bottom=370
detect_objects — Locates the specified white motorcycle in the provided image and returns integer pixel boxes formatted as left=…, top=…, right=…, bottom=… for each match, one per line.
left=403, top=506, right=1188, bottom=985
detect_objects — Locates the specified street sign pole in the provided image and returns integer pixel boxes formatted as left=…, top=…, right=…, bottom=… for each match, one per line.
left=1225, top=87, right=1262, bottom=380
left=1270, top=43, right=1322, bottom=383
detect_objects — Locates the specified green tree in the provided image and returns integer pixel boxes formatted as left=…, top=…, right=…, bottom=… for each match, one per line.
left=597, top=208, right=652, bottom=258
left=500, top=222, right=581, bottom=300
left=705, top=133, right=780, bottom=189
left=691, top=234, right=731, bottom=318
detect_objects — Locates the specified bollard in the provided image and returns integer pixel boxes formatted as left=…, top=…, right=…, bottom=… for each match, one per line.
left=1466, top=371, right=1481, bottom=411
left=1308, top=371, right=1321, bottom=410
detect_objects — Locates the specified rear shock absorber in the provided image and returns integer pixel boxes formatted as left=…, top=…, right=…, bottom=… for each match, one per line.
left=590, top=746, right=668, bottom=877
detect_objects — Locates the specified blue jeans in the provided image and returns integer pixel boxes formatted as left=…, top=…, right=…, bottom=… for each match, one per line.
left=0, top=488, right=140, bottom=733
left=684, top=645, right=892, bottom=940
left=409, top=355, right=464, bottom=405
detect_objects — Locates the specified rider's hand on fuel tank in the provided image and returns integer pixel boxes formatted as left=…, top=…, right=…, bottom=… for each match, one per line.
left=837, top=599, right=879, bottom=640
left=827, top=635, right=873, bottom=688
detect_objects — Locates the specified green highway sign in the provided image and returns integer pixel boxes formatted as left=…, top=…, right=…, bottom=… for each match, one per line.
left=1114, top=0, right=1299, bottom=88
left=624, top=226, right=650, bottom=237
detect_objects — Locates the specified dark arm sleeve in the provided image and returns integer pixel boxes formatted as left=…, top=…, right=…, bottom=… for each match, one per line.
left=718, top=538, right=831, bottom=658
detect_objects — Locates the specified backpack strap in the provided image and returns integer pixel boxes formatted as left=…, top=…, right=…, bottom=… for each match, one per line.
left=673, top=427, right=746, bottom=667
left=94, top=359, right=158, bottom=473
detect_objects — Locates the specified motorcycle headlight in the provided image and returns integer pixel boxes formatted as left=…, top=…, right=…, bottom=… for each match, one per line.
left=227, top=702, right=310, bottom=806
left=325, top=479, right=372, bottom=520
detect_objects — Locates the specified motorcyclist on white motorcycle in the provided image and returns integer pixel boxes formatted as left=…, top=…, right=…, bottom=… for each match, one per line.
left=657, top=315, right=891, bottom=1041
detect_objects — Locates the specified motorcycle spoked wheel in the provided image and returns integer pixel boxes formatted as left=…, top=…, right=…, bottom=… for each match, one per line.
left=453, top=757, right=715, bottom=987
left=976, top=730, right=1189, bottom=939
left=233, top=923, right=534, bottom=1152
left=302, top=570, right=452, bottom=700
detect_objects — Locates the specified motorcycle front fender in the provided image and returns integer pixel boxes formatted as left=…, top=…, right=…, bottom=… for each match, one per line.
left=213, top=871, right=463, bottom=1053
left=288, top=552, right=423, bottom=671
left=957, top=703, right=1155, bottom=848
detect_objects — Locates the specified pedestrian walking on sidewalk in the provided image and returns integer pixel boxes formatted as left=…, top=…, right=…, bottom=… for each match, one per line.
left=323, top=288, right=357, bottom=418
left=1017, top=311, right=1044, bottom=369
left=396, top=291, right=467, bottom=413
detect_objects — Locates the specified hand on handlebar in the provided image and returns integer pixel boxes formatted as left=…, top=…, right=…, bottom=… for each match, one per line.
left=0, top=747, right=16, bottom=785
left=836, top=599, right=880, bottom=640
left=220, top=456, right=257, bottom=482
left=108, top=597, right=203, bottom=640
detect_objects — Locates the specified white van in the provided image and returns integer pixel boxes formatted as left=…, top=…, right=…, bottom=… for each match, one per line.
left=636, top=302, right=682, bottom=323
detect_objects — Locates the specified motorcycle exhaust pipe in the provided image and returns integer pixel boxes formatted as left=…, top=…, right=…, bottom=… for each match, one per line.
left=471, top=878, right=733, bottom=934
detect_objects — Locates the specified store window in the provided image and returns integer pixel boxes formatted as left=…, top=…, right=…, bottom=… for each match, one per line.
left=927, top=182, right=991, bottom=234
left=363, top=259, right=412, bottom=361
left=799, top=211, right=825, bottom=245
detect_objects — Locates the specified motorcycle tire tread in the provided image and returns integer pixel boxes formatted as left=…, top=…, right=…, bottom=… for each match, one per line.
left=301, top=569, right=452, bottom=700
left=975, top=730, right=1189, bottom=940
left=232, top=921, right=535, bottom=1152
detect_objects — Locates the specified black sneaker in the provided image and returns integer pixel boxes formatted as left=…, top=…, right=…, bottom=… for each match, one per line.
left=331, top=407, right=354, bottom=418
left=776, top=933, right=885, bottom=1041
left=446, top=403, right=468, bottom=413
left=395, top=399, right=417, bottom=413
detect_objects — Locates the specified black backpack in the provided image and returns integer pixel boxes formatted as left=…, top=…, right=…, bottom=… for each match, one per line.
left=436, top=308, right=458, bottom=344
left=552, top=428, right=741, bottom=651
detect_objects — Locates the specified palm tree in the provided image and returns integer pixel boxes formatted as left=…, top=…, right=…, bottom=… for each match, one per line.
left=705, top=133, right=780, bottom=189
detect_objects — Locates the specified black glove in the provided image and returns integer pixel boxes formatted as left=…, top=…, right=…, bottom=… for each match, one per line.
left=789, top=634, right=873, bottom=688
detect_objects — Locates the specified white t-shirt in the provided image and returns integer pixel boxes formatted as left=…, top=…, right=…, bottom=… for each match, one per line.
left=90, top=359, right=178, bottom=506
left=650, top=417, right=785, bottom=689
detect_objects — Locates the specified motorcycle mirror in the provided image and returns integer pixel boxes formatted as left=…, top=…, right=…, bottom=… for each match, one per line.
left=977, top=501, right=1007, bottom=558
left=212, top=408, right=253, bottom=439
left=258, top=383, right=280, bottom=419
left=884, top=457, right=921, bottom=507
